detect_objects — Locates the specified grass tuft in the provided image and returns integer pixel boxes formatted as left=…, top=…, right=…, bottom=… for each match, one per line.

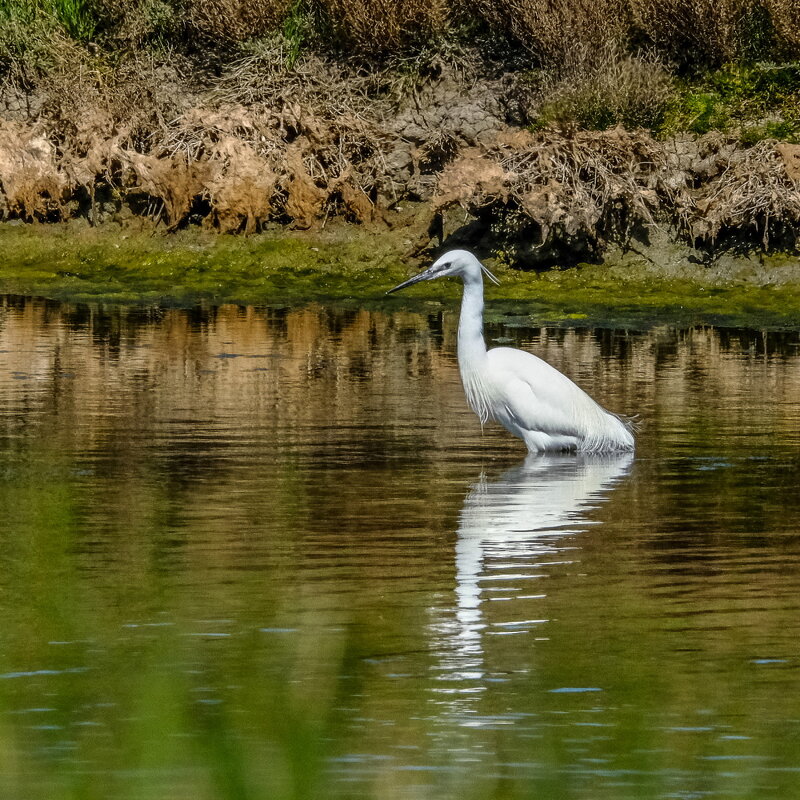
left=662, top=63, right=800, bottom=140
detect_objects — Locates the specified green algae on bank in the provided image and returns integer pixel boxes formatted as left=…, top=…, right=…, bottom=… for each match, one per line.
left=0, top=222, right=409, bottom=307
left=1, top=223, right=800, bottom=329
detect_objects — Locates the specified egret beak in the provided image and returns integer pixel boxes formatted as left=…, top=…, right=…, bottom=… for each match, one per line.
left=386, top=266, right=438, bottom=294
left=387, top=262, right=501, bottom=294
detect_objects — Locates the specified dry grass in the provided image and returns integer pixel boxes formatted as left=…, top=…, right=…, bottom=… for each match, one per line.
left=524, top=45, right=676, bottom=131
left=432, top=129, right=800, bottom=255
left=0, top=36, right=399, bottom=231
left=318, top=0, right=451, bottom=57
left=0, top=119, right=67, bottom=218
left=475, top=0, right=799, bottom=71
left=187, top=0, right=294, bottom=43
left=764, top=0, right=800, bottom=57
left=434, top=128, right=669, bottom=255
left=688, top=139, right=800, bottom=247
left=473, top=0, right=631, bottom=72
left=209, top=36, right=389, bottom=117
left=0, top=0, right=798, bottom=247
left=631, top=0, right=738, bottom=65
left=0, top=30, right=797, bottom=250
left=2, top=0, right=798, bottom=71
left=628, top=0, right=788, bottom=66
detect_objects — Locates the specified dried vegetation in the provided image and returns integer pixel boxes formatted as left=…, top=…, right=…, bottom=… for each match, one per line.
left=0, top=0, right=799, bottom=259
left=0, top=34, right=403, bottom=232
left=433, top=129, right=800, bottom=260
left=188, top=0, right=294, bottom=43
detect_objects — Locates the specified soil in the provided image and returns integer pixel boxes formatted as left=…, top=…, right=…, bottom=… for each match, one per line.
left=0, top=54, right=799, bottom=276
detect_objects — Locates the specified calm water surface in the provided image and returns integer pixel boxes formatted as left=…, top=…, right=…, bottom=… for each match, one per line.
left=1, top=295, right=800, bottom=799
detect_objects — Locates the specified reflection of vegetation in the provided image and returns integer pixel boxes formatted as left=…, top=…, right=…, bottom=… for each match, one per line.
left=0, top=467, right=339, bottom=798
left=1, top=299, right=800, bottom=798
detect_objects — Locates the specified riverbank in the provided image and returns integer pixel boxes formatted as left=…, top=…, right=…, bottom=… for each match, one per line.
left=2, top=75, right=799, bottom=268
left=1, top=1, right=799, bottom=271
left=2, top=222, right=800, bottom=329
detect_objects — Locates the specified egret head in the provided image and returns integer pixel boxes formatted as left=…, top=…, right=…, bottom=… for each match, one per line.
left=387, top=249, right=500, bottom=294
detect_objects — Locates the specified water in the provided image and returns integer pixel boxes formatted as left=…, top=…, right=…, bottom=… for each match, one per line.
left=1, top=295, right=800, bottom=799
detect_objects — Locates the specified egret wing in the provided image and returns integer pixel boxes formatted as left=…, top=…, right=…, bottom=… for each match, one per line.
left=487, top=347, right=597, bottom=437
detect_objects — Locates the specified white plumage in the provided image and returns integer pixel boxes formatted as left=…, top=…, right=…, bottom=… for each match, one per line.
left=388, top=249, right=635, bottom=454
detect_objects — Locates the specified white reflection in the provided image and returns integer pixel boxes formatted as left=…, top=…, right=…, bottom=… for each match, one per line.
left=432, top=453, right=633, bottom=701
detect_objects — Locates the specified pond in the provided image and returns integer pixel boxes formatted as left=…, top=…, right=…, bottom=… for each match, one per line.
left=1, top=294, right=799, bottom=799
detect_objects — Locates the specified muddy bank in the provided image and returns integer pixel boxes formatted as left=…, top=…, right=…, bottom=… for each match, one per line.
left=1, top=49, right=799, bottom=270
left=1, top=222, right=799, bottom=330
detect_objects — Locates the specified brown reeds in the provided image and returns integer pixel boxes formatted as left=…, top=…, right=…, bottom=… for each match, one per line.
left=629, top=0, right=752, bottom=67
left=521, top=43, right=676, bottom=131
left=764, top=0, right=800, bottom=57
left=1, top=62, right=798, bottom=252
left=318, top=0, right=451, bottom=56
left=187, top=0, right=294, bottom=43
left=473, top=0, right=631, bottom=72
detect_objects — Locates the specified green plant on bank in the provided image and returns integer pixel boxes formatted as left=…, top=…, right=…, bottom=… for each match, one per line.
left=0, top=0, right=96, bottom=39
left=524, top=56, right=800, bottom=142
left=0, top=0, right=100, bottom=80
left=281, top=0, right=315, bottom=68
left=661, top=62, right=800, bottom=140
left=48, top=0, right=96, bottom=40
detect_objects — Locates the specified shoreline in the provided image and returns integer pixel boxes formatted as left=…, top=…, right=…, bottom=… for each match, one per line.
left=1, top=221, right=799, bottom=330
left=1, top=34, right=798, bottom=270
left=2, top=113, right=799, bottom=266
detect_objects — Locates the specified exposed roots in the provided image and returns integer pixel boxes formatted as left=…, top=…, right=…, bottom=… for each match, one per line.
left=0, top=45, right=799, bottom=257
left=431, top=128, right=800, bottom=261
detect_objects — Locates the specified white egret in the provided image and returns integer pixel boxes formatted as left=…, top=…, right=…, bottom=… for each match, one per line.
left=388, top=249, right=635, bottom=453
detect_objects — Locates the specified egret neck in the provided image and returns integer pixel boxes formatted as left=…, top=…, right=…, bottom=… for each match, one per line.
left=457, top=270, right=491, bottom=424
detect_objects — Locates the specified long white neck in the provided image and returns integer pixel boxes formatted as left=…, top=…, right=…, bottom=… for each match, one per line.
left=457, top=273, right=488, bottom=367
left=457, top=272, right=493, bottom=423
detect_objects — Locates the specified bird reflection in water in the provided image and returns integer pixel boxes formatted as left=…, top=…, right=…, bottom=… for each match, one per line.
left=430, top=453, right=633, bottom=706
